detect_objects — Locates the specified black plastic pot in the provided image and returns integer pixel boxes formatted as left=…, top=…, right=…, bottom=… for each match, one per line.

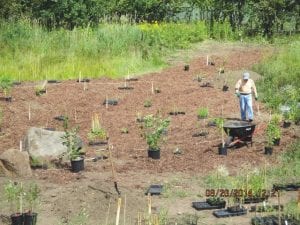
left=169, top=111, right=185, bottom=116
left=264, top=147, right=273, bottom=155
left=54, top=115, right=67, bottom=121
left=11, top=213, right=24, bottom=225
left=71, top=157, right=84, bottom=172
left=43, top=127, right=55, bottom=131
left=148, top=148, right=160, bottom=159
left=36, top=89, right=46, bottom=96
left=184, top=65, right=190, bottom=71
left=222, top=85, right=229, bottom=92
left=273, top=138, right=280, bottom=146
left=125, top=78, right=138, bottom=81
left=218, top=146, right=227, bottom=155
left=283, top=121, right=291, bottom=128
left=24, top=212, right=37, bottom=225
left=192, top=131, right=209, bottom=137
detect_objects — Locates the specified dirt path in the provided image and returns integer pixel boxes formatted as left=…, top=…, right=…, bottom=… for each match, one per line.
left=0, top=41, right=299, bottom=225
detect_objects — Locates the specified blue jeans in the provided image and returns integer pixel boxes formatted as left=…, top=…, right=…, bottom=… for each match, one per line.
left=239, top=94, right=253, bottom=120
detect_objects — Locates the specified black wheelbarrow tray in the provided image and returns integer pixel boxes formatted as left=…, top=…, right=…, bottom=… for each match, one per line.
left=223, top=121, right=256, bottom=148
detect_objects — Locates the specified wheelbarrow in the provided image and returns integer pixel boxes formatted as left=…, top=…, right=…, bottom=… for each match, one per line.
left=223, top=120, right=256, bottom=148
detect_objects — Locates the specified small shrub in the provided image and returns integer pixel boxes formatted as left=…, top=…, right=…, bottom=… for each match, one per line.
left=197, top=107, right=209, bottom=119
left=144, top=99, right=152, bottom=108
left=87, top=114, right=107, bottom=142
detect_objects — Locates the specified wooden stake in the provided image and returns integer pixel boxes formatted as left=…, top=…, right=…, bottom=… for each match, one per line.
left=151, top=82, right=154, bottom=94
left=115, top=197, right=122, bottom=225
left=148, top=193, right=152, bottom=215
left=19, top=140, right=22, bottom=152
left=278, top=191, right=281, bottom=225
left=123, top=195, right=126, bottom=225
left=206, top=55, right=209, bottom=65
left=74, top=108, right=77, bottom=122
left=106, top=96, right=108, bottom=109
left=28, top=104, right=31, bottom=121
left=105, top=197, right=112, bottom=225
left=83, top=81, right=87, bottom=91
left=79, top=71, right=82, bottom=82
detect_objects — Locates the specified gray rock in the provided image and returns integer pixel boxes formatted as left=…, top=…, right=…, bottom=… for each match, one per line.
left=23, top=127, right=83, bottom=162
left=0, top=149, right=32, bottom=177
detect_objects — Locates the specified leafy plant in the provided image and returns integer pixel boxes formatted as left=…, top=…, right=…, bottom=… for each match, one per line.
left=61, top=127, right=82, bottom=160
left=215, top=117, right=225, bottom=147
left=4, top=181, right=24, bottom=213
left=120, top=127, right=128, bottom=134
left=144, top=99, right=152, bottom=108
left=143, top=114, right=170, bottom=150
left=197, top=107, right=209, bottom=119
left=87, top=114, right=107, bottom=142
left=266, top=117, right=281, bottom=147
left=0, top=77, right=13, bottom=97
left=25, top=183, right=40, bottom=213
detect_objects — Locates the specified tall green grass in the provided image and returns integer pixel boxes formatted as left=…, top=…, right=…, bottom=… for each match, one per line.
left=254, top=39, right=300, bottom=121
left=0, top=20, right=238, bottom=81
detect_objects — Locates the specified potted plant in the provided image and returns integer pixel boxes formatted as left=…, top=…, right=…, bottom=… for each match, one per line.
left=24, top=183, right=40, bottom=225
left=4, top=181, right=24, bottom=225
left=87, top=114, right=108, bottom=145
left=0, top=77, right=13, bottom=101
left=144, top=99, right=152, bottom=108
left=62, top=127, right=84, bottom=172
left=143, top=114, right=170, bottom=159
left=197, top=107, right=209, bottom=119
left=215, top=118, right=227, bottom=155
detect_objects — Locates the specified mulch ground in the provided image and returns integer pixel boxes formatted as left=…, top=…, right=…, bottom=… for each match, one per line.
left=0, top=45, right=298, bottom=183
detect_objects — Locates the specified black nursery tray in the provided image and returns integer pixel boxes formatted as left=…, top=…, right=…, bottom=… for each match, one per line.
left=125, top=78, right=138, bottom=81
left=192, top=201, right=225, bottom=210
left=192, top=131, right=209, bottom=137
left=273, top=183, right=300, bottom=191
left=88, top=141, right=108, bottom=146
left=48, top=80, right=61, bottom=84
left=118, top=86, right=134, bottom=90
left=243, top=197, right=267, bottom=204
left=0, top=96, right=12, bottom=102
left=250, top=204, right=283, bottom=212
left=43, top=127, right=56, bottom=131
left=54, top=115, right=67, bottom=121
left=103, top=99, right=118, bottom=105
left=13, top=81, right=22, bottom=86
left=213, top=207, right=247, bottom=218
left=77, top=78, right=90, bottom=82
left=169, top=111, right=185, bottom=115
left=251, top=216, right=300, bottom=225
left=145, top=185, right=163, bottom=195
left=200, top=82, right=214, bottom=88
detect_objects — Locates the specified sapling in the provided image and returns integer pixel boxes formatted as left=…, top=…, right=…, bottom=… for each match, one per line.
left=0, top=77, right=13, bottom=97
left=4, top=181, right=24, bottom=215
left=87, top=114, right=107, bottom=142
left=25, top=183, right=40, bottom=213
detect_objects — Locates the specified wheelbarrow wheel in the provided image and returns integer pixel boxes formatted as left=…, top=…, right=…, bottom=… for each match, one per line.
left=225, top=136, right=234, bottom=147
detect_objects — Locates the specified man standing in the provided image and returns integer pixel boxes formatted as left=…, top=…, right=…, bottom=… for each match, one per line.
left=235, top=72, right=258, bottom=122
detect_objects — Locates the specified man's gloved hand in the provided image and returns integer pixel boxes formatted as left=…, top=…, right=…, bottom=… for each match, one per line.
left=235, top=92, right=240, bottom=98
left=255, top=96, right=258, bottom=101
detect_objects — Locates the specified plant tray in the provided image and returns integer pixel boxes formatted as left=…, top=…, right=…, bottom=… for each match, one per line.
left=213, top=208, right=247, bottom=218
left=48, top=80, right=61, bottom=83
left=250, top=205, right=283, bottom=212
left=118, top=86, right=134, bottom=90
left=192, top=131, right=209, bottom=137
left=13, top=81, right=22, bottom=86
left=0, top=96, right=12, bottom=102
left=192, top=201, right=226, bottom=210
left=125, top=78, right=138, bottom=81
left=200, top=82, right=213, bottom=88
left=88, top=141, right=108, bottom=146
left=145, top=185, right=163, bottom=195
left=54, top=115, right=67, bottom=121
left=243, top=197, right=267, bottom=204
left=77, top=78, right=90, bottom=83
left=169, top=111, right=185, bottom=115
left=273, top=183, right=300, bottom=191
left=43, top=127, right=56, bottom=131
left=103, top=99, right=118, bottom=105
left=251, top=216, right=300, bottom=225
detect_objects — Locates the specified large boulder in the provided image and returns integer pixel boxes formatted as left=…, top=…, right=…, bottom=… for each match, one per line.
left=0, top=149, right=32, bottom=177
left=23, top=127, right=83, bottom=162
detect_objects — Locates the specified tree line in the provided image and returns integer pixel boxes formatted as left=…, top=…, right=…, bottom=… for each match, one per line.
left=0, top=0, right=299, bottom=37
